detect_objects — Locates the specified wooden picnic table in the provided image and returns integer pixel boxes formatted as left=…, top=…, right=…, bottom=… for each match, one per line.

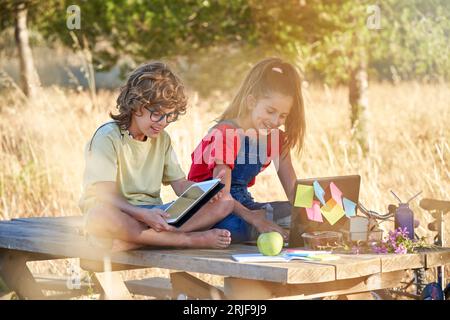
left=0, top=216, right=449, bottom=300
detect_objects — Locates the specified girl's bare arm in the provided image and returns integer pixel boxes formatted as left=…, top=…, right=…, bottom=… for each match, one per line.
left=275, top=151, right=297, bottom=203
left=213, top=164, right=288, bottom=238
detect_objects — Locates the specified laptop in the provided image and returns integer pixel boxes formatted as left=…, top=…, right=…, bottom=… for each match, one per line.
left=165, top=179, right=225, bottom=228
left=288, top=175, right=361, bottom=247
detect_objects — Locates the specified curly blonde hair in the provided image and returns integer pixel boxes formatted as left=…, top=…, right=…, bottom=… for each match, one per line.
left=111, top=61, right=188, bottom=129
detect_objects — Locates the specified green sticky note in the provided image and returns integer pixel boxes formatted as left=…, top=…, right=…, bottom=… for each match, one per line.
left=320, top=198, right=346, bottom=226
left=294, top=184, right=314, bottom=208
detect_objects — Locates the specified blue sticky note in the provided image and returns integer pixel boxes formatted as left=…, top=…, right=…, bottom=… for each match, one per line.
left=343, top=198, right=357, bottom=217
left=313, top=180, right=326, bottom=205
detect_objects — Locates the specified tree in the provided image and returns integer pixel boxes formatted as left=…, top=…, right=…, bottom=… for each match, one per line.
left=243, top=0, right=373, bottom=153
left=2, top=0, right=448, bottom=148
left=1, top=0, right=46, bottom=98
left=239, top=0, right=449, bottom=153
left=370, top=0, right=450, bottom=82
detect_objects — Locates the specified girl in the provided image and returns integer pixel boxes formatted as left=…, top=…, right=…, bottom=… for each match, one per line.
left=188, top=57, right=305, bottom=243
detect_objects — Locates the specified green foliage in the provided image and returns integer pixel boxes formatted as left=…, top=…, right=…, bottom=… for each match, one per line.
left=2, top=0, right=449, bottom=90
left=371, top=0, right=450, bottom=81
left=0, top=1, right=60, bottom=30
left=38, top=0, right=253, bottom=71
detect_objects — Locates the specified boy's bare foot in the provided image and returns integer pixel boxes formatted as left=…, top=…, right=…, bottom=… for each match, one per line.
left=111, top=239, right=143, bottom=252
left=187, top=229, right=232, bottom=249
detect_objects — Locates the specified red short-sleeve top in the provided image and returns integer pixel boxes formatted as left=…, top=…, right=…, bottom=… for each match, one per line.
left=188, top=121, right=285, bottom=187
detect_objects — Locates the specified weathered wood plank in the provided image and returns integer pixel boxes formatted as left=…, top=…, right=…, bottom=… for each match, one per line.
left=224, top=270, right=405, bottom=300
left=0, top=222, right=81, bottom=238
left=0, top=224, right=90, bottom=251
left=294, top=254, right=381, bottom=280
left=377, top=254, right=424, bottom=272
left=0, top=228, right=336, bottom=284
left=170, top=272, right=225, bottom=300
left=0, top=225, right=108, bottom=261
left=348, top=253, right=425, bottom=272
left=125, top=277, right=173, bottom=299
left=0, top=220, right=83, bottom=236
left=117, top=248, right=336, bottom=284
left=92, top=271, right=132, bottom=300
left=11, top=216, right=84, bottom=228
left=424, top=249, right=450, bottom=268
left=117, top=245, right=335, bottom=284
left=2, top=218, right=449, bottom=287
left=33, top=273, right=175, bottom=299
left=79, top=258, right=146, bottom=272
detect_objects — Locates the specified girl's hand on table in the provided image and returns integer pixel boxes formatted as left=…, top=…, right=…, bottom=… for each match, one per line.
left=251, top=209, right=289, bottom=241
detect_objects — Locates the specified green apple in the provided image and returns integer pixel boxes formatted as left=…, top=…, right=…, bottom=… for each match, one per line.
left=257, top=232, right=284, bottom=256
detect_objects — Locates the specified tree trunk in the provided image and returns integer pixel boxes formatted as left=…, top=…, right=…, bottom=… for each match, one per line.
left=349, top=61, right=369, bottom=154
left=14, top=2, right=40, bottom=98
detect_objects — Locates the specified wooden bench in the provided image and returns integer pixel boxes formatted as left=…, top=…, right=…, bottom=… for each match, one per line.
left=1, top=216, right=450, bottom=300
left=30, top=274, right=179, bottom=300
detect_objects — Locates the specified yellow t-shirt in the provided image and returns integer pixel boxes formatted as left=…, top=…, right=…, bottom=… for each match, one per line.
left=79, top=121, right=185, bottom=213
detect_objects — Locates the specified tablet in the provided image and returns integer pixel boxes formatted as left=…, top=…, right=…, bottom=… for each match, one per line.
left=165, top=179, right=225, bottom=227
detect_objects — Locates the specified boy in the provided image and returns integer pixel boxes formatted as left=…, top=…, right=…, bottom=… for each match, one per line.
left=80, top=62, right=233, bottom=251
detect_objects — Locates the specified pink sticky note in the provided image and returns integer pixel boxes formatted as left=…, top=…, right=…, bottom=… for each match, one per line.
left=306, top=200, right=323, bottom=222
left=330, top=182, right=343, bottom=205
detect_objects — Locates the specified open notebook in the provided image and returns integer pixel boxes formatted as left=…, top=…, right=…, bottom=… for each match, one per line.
left=232, top=250, right=339, bottom=263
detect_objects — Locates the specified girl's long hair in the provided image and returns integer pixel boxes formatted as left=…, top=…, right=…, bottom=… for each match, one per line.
left=218, top=57, right=305, bottom=154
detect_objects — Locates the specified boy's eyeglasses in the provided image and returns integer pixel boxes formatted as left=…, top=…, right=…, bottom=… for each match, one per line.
left=144, top=107, right=179, bottom=123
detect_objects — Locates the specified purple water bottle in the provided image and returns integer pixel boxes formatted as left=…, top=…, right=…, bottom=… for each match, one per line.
left=395, top=203, right=415, bottom=240
left=391, top=190, right=422, bottom=240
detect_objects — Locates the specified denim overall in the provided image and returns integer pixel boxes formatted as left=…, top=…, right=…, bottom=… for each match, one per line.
left=213, top=131, right=291, bottom=243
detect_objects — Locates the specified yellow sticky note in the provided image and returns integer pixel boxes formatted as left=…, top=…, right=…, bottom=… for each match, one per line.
left=320, top=199, right=345, bottom=225
left=294, top=184, right=314, bottom=208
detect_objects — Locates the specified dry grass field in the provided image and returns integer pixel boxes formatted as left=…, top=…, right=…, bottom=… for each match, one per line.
left=0, top=80, right=449, bottom=298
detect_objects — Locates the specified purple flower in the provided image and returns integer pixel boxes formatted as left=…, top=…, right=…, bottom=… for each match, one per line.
left=372, top=244, right=388, bottom=254
left=402, top=227, right=409, bottom=236
left=394, top=244, right=407, bottom=254
left=372, top=227, right=414, bottom=254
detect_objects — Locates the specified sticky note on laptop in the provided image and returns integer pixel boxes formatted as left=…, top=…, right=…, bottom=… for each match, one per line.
left=313, top=180, right=326, bottom=205
left=294, top=184, right=314, bottom=208
left=330, top=182, right=343, bottom=205
left=343, top=197, right=357, bottom=217
left=306, top=200, right=323, bottom=222
left=320, top=198, right=345, bottom=225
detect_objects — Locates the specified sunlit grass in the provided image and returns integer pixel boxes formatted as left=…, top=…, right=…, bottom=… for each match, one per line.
left=1, top=81, right=448, bottom=298
left=0, top=82, right=449, bottom=240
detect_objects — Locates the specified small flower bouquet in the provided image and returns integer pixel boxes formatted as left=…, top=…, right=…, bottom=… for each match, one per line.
left=317, top=227, right=432, bottom=255
left=372, top=227, right=427, bottom=254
